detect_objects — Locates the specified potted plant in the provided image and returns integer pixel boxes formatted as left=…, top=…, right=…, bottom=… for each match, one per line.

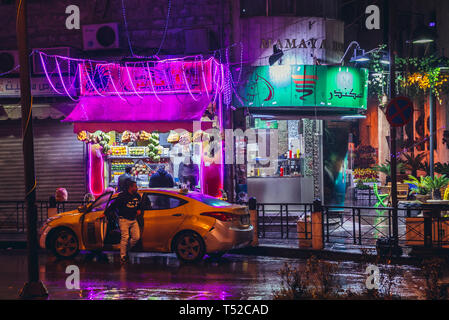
left=373, top=162, right=406, bottom=185
left=402, top=152, right=425, bottom=177
left=353, top=168, right=379, bottom=187
left=435, top=162, right=449, bottom=176
left=422, top=175, right=449, bottom=200
left=403, top=175, right=430, bottom=202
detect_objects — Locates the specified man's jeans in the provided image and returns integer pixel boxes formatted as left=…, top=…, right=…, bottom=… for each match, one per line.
left=119, top=217, right=140, bottom=259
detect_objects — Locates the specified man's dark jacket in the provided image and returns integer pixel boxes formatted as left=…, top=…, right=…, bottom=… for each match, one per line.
left=149, top=167, right=174, bottom=188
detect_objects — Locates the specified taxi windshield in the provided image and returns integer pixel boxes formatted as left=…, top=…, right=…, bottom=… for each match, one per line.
left=184, top=193, right=232, bottom=207
left=89, top=192, right=113, bottom=212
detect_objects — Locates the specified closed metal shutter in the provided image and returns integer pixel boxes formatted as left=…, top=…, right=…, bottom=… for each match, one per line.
left=0, top=119, right=86, bottom=202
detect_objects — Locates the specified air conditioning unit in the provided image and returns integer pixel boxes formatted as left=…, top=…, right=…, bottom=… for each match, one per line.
left=32, top=47, right=78, bottom=75
left=0, top=50, right=19, bottom=75
left=83, top=23, right=120, bottom=51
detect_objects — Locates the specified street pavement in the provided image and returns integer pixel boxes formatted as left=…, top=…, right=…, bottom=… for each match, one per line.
left=0, top=249, right=424, bottom=300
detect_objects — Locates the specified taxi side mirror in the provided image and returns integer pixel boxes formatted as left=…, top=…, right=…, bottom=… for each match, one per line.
left=78, top=205, right=87, bottom=213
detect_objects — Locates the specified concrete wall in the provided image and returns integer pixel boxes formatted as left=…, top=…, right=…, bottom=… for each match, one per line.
left=233, top=16, right=344, bottom=66
left=0, top=0, right=231, bottom=55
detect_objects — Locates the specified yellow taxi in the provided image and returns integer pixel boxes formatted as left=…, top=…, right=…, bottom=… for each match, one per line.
left=39, top=189, right=254, bottom=262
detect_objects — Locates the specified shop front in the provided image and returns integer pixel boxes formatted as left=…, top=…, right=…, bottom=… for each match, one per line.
left=63, top=59, right=224, bottom=198
left=233, top=64, right=369, bottom=205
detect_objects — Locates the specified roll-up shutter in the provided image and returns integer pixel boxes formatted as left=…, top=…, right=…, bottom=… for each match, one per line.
left=0, top=120, right=25, bottom=201
left=0, top=119, right=86, bottom=202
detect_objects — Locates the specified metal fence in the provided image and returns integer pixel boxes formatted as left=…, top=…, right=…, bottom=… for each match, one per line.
left=256, top=202, right=449, bottom=249
left=0, top=200, right=85, bottom=233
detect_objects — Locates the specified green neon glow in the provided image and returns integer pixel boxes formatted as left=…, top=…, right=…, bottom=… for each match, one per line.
left=236, top=65, right=368, bottom=109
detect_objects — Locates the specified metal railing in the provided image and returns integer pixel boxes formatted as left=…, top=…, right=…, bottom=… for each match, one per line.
left=256, top=203, right=314, bottom=240
left=256, top=202, right=449, bottom=249
left=0, top=200, right=86, bottom=233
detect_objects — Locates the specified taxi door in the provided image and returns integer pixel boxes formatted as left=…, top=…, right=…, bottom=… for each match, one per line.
left=81, top=192, right=112, bottom=251
left=141, top=192, right=188, bottom=251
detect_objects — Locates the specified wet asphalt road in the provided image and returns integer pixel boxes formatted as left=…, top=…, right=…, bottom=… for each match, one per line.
left=0, top=249, right=425, bottom=300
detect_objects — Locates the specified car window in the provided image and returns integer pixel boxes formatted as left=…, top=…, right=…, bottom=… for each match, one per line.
left=184, top=193, right=232, bottom=207
left=104, top=198, right=118, bottom=216
left=143, top=193, right=186, bottom=210
left=90, top=192, right=113, bottom=212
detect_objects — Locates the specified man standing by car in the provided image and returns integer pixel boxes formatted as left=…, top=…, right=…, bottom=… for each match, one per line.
left=111, top=179, right=142, bottom=264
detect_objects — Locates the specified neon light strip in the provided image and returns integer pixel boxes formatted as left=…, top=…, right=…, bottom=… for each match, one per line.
left=55, top=57, right=79, bottom=101
left=182, top=63, right=199, bottom=101
left=212, top=62, right=220, bottom=104
left=39, top=52, right=64, bottom=95
left=201, top=61, right=210, bottom=99
left=200, top=143, right=205, bottom=194
left=218, top=94, right=224, bottom=192
left=104, top=63, right=126, bottom=101
left=88, top=144, right=105, bottom=197
left=146, top=62, right=163, bottom=102
left=124, top=62, right=143, bottom=99
left=83, top=63, right=106, bottom=97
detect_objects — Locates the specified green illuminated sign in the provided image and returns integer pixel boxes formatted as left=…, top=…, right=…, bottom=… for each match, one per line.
left=235, top=65, right=368, bottom=109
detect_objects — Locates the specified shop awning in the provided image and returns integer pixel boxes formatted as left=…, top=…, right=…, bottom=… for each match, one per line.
left=0, top=103, right=76, bottom=120
left=64, top=95, right=214, bottom=133
left=72, top=121, right=213, bottom=133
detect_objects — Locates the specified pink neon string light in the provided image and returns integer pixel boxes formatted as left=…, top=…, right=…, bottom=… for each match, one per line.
left=104, top=63, right=126, bottom=101
left=211, top=61, right=221, bottom=104
left=88, top=144, right=105, bottom=197
left=146, top=62, right=163, bottom=102
left=182, top=62, right=199, bottom=102
left=124, top=62, right=143, bottom=99
left=83, top=63, right=106, bottom=97
left=39, top=52, right=64, bottom=95
left=55, top=57, right=79, bottom=102
left=201, top=61, right=210, bottom=99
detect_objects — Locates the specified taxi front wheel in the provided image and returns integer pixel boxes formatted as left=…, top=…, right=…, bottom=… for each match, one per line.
left=173, top=231, right=205, bottom=262
left=50, top=229, right=79, bottom=259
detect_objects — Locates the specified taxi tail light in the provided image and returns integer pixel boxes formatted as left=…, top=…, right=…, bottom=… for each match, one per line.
left=200, top=212, right=233, bottom=222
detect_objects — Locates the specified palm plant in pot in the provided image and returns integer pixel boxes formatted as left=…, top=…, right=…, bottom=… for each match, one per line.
left=373, top=161, right=406, bottom=185
left=402, top=152, right=425, bottom=177
left=403, top=175, right=430, bottom=202
left=422, top=175, right=449, bottom=200
left=435, top=162, right=449, bottom=176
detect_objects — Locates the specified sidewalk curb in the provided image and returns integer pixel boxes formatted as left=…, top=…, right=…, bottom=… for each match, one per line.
left=230, top=245, right=424, bottom=266
left=0, top=240, right=426, bottom=266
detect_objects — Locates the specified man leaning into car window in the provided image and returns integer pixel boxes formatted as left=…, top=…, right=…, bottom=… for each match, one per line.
left=109, top=179, right=142, bottom=264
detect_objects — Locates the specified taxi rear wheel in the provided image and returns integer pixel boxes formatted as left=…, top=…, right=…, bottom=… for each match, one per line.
left=173, top=231, right=205, bottom=262
left=50, top=229, right=79, bottom=259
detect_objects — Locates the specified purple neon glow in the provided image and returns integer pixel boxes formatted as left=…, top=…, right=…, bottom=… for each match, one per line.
left=64, top=95, right=212, bottom=122
left=88, top=143, right=105, bottom=197
left=146, top=62, right=163, bottom=102
left=39, top=52, right=64, bottom=95
left=83, top=63, right=105, bottom=97
left=201, top=61, right=210, bottom=100
left=54, top=57, right=79, bottom=101
left=125, top=62, right=143, bottom=99
left=37, top=50, right=225, bottom=106
left=105, top=63, right=126, bottom=101
left=182, top=63, right=199, bottom=102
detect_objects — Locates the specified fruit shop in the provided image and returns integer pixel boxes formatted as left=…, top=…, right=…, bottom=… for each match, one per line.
left=63, top=58, right=224, bottom=198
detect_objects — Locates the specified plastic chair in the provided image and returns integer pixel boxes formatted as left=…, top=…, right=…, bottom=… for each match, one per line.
left=444, top=186, right=449, bottom=200
left=373, top=184, right=389, bottom=215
